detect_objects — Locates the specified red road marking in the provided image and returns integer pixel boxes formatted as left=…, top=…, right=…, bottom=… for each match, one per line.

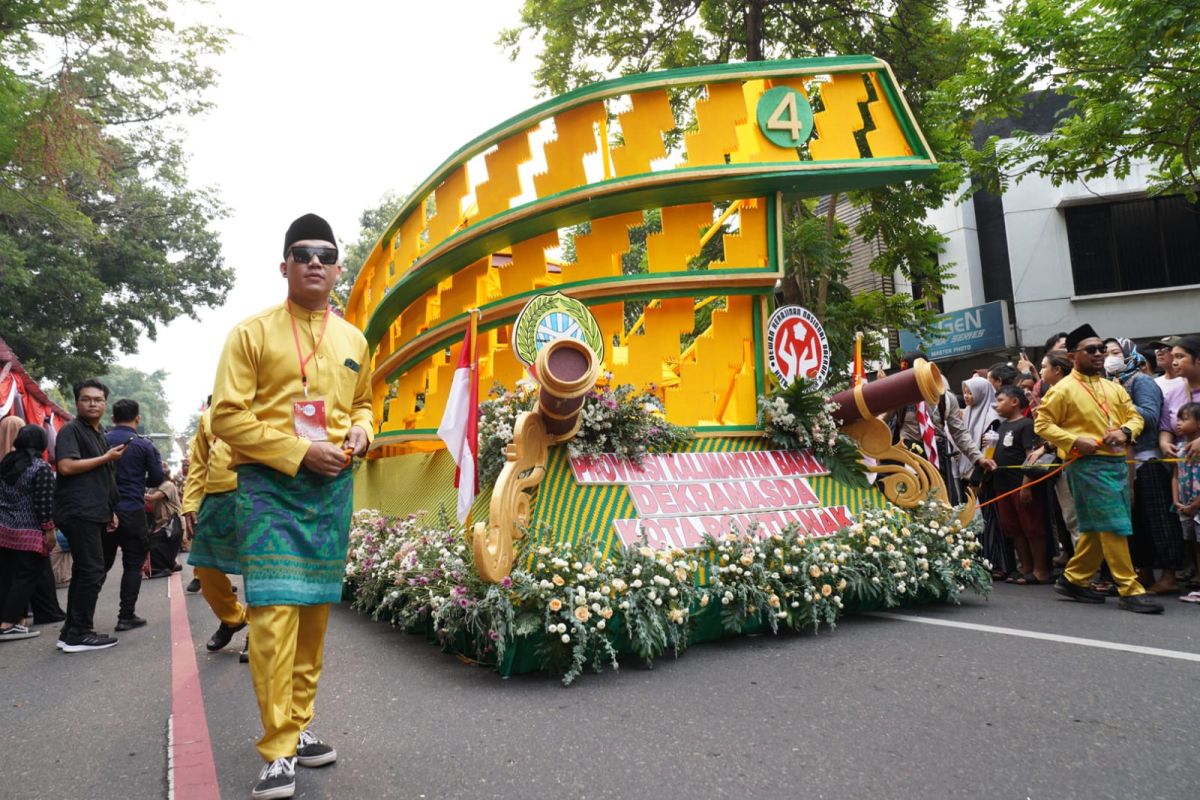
left=168, top=571, right=221, bottom=799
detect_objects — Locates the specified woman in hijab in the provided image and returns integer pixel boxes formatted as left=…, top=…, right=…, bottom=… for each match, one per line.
left=0, top=424, right=57, bottom=640
left=1105, top=337, right=1181, bottom=593
left=961, top=375, right=1010, bottom=577
left=959, top=376, right=1000, bottom=479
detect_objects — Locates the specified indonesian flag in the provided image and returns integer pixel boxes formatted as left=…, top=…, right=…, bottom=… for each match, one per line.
left=437, top=311, right=479, bottom=523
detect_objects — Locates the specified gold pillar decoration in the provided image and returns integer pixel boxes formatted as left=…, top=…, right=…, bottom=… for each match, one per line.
left=472, top=339, right=600, bottom=582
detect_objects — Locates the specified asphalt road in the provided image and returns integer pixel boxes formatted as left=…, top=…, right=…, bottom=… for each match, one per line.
left=2, top=574, right=1198, bottom=800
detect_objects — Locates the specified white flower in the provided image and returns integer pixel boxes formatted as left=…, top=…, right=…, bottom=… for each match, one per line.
left=668, top=587, right=678, bottom=598
left=597, top=619, right=606, bottom=630
left=632, top=579, right=643, bottom=589
left=561, top=633, right=571, bottom=644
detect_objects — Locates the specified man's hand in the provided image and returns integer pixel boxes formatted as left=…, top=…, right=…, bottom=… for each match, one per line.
left=106, top=513, right=118, bottom=532
left=1102, top=428, right=1128, bottom=448
left=43, top=530, right=57, bottom=552
left=302, top=441, right=349, bottom=477
left=183, top=512, right=196, bottom=540
left=343, top=425, right=369, bottom=458
left=1185, top=499, right=1200, bottom=516
left=105, top=443, right=127, bottom=462
left=1019, top=486, right=1033, bottom=505
left=977, top=457, right=997, bottom=472
left=1073, top=437, right=1099, bottom=456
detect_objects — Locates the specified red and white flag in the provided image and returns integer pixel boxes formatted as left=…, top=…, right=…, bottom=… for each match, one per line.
left=437, top=311, right=480, bottom=523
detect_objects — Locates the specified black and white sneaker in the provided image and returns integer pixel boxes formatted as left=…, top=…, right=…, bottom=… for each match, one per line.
left=185, top=577, right=201, bottom=594
left=239, top=637, right=250, bottom=663
left=251, top=756, right=295, bottom=799
left=295, top=729, right=337, bottom=767
left=0, top=624, right=40, bottom=641
left=60, top=631, right=118, bottom=653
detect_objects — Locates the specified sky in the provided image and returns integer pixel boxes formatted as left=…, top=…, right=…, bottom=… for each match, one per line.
left=120, top=1, right=540, bottom=431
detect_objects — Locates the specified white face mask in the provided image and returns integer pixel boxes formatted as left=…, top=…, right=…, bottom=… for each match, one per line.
left=1104, top=355, right=1125, bottom=375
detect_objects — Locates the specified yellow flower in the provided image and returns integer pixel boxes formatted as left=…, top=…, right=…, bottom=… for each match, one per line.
left=700, top=593, right=710, bottom=607
left=548, top=598, right=563, bottom=612
left=837, top=578, right=847, bottom=591
left=668, top=608, right=686, bottom=623
left=768, top=594, right=780, bottom=608
left=612, top=578, right=627, bottom=592
left=574, top=606, right=591, bottom=623
left=809, top=565, right=822, bottom=578
left=821, top=584, right=832, bottom=597
left=600, top=607, right=613, bottom=619
left=868, top=536, right=881, bottom=547
left=639, top=546, right=654, bottom=558
left=675, top=568, right=688, bottom=582
left=961, top=559, right=972, bottom=569
left=552, top=574, right=565, bottom=586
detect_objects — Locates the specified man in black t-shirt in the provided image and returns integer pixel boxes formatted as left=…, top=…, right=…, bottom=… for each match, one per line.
left=53, top=379, right=126, bottom=653
left=992, top=385, right=1050, bottom=583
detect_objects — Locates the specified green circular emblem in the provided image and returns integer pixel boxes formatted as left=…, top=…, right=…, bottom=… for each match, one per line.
left=756, top=87, right=814, bottom=149
left=512, top=292, right=605, bottom=367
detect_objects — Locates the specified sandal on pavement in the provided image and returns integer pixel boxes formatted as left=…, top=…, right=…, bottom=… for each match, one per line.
left=1147, top=581, right=1181, bottom=595
left=1013, top=574, right=1045, bottom=585
left=1179, top=591, right=1200, bottom=603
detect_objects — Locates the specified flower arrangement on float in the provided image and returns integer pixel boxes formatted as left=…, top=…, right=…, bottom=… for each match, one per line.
left=344, top=500, right=989, bottom=685
left=346, top=371, right=990, bottom=683
left=477, top=379, right=693, bottom=489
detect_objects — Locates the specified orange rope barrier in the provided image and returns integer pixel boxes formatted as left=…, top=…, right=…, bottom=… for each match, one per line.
left=975, top=455, right=1078, bottom=509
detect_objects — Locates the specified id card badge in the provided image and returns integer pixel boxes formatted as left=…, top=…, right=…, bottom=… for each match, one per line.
left=292, top=395, right=329, bottom=441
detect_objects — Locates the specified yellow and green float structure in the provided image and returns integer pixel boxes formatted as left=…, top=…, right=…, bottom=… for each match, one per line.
left=344, top=56, right=984, bottom=676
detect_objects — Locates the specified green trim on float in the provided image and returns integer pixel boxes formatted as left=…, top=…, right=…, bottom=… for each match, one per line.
left=383, top=275, right=776, bottom=383
left=364, top=161, right=936, bottom=347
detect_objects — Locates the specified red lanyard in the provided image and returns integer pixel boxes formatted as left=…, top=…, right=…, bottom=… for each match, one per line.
left=287, top=299, right=330, bottom=397
left=1074, top=374, right=1112, bottom=426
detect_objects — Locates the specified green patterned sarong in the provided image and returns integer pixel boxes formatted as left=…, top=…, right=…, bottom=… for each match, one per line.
left=187, top=491, right=241, bottom=574
left=234, top=464, right=354, bottom=606
left=1065, top=456, right=1133, bottom=536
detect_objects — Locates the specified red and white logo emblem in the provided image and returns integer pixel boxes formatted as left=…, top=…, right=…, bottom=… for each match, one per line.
left=766, top=305, right=830, bottom=388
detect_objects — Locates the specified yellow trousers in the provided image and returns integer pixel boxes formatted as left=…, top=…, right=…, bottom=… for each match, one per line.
left=194, top=567, right=246, bottom=627
left=1063, top=532, right=1146, bottom=597
left=247, top=603, right=331, bottom=761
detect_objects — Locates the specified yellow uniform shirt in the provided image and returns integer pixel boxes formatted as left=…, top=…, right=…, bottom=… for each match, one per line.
left=1034, top=370, right=1143, bottom=459
left=210, top=302, right=374, bottom=476
left=181, top=409, right=237, bottom=515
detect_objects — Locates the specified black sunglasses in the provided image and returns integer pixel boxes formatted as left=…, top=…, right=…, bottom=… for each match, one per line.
left=1076, top=344, right=1105, bottom=355
left=288, top=246, right=338, bottom=266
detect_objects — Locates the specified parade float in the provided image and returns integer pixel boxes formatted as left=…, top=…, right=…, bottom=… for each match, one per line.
left=341, top=57, right=989, bottom=682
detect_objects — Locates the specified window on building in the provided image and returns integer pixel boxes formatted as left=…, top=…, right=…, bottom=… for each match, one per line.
left=1065, top=194, right=1200, bottom=295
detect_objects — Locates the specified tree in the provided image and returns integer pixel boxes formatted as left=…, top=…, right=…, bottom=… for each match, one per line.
left=962, top=0, right=1200, bottom=199
left=98, top=364, right=174, bottom=459
left=500, top=0, right=1000, bottom=363
left=0, top=1, right=233, bottom=389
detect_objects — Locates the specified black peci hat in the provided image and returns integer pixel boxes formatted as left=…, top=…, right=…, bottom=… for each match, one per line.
left=1065, top=324, right=1100, bottom=351
left=283, top=213, right=337, bottom=259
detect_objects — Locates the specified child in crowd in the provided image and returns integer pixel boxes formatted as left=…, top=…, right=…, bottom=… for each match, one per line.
left=1173, top=403, right=1200, bottom=602
left=993, top=385, right=1050, bottom=584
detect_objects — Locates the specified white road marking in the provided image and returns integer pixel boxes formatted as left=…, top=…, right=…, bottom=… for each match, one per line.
left=866, top=611, right=1200, bottom=663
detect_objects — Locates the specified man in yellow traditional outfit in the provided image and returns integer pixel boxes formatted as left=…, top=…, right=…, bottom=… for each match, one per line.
left=1035, top=323, right=1164, bottom=614
left=211, top=214, right=373, bottom=800
left=181, top=397, right=249, bottom=661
